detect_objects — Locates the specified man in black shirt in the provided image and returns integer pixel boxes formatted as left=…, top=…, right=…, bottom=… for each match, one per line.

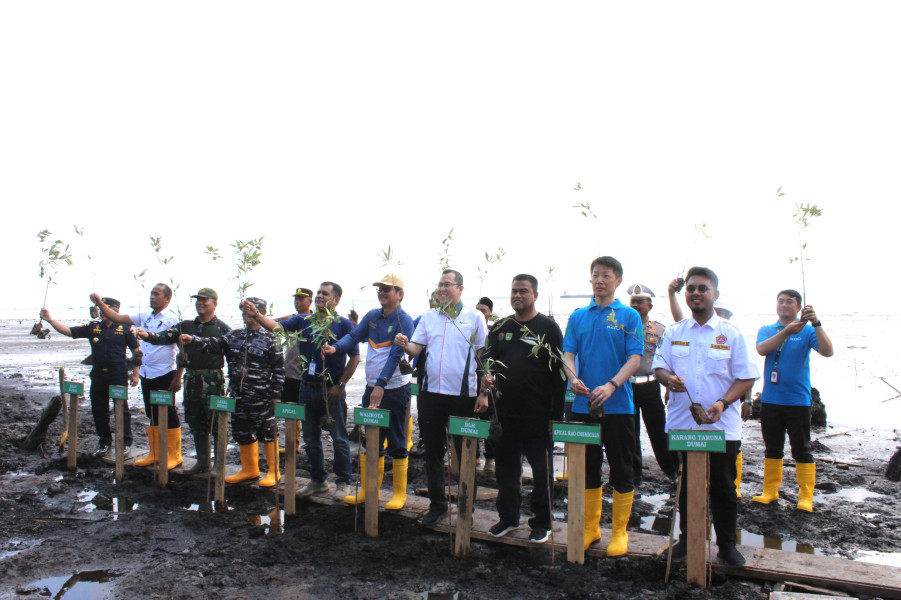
left=479, top=274, right=566, bottom=543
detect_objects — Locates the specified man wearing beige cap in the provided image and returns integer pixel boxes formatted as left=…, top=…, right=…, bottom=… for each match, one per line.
left=138, top=288, right=231, bottom=474
left=323, top=274, right=415, bottom=509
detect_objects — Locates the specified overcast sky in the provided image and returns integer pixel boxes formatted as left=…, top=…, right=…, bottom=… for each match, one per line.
left=2, top=2, right=898, bottom=318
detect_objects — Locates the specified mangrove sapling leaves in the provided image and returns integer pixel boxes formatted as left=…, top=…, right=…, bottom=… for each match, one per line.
left=573, top=181, right=582, bottom=191
left=35, top=230, right=75, bottom=333
left=437, top=228, right=455, bottom=272
left=204, top=245, right=222, bottom=261
left=572, top=202, right=597, bottom=220
left=780, top=187, right=823, bottom=304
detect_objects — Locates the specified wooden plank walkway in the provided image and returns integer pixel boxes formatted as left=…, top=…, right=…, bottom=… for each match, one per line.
left=111, top=453, right=901, bottom=599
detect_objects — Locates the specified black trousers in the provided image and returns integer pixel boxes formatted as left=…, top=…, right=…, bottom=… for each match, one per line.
left=495, top=414, right=552, bottom=529
left=141, top=371, right=180, bottom=428
left=282, top=377, right=301, bottom=404
left=678, top=440, right=740, bottom=547
left=90, top=366, right=132, bottom=446
left=760, top=403, right=814, bottom=463
left=418, top=391, right=478, bottom=511
left=632, top=380, right=678, bottom=479
left=572, top=412, right=635, bottom=493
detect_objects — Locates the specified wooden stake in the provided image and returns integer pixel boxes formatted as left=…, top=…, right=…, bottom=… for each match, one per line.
left=58, top=368, right=68, bottom=452
left=114, top=398, right=125, bottom=482
left=66, top=390, right=79, bottom=471
left=686, top=451, right=709, bottom=587
left=566, top=443, right=586, bottom=564
left=284, top=419, right=297, bottom=516
left=449, top=438, right=460, bottom=477
left=214, top=412, right=228, bottom=504
left=157, top=406, right=168, bottom=487
left=364, top=425, right=381, bottom=537
left=454, top=436, right=478, bottom=558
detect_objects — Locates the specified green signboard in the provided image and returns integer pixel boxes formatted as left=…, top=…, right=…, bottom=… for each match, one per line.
left=552, top=421, right=601, bottom=445
left=565, top=390, right=576, bottom=404
left=109, top=385, right=128, bottom=400
left=149, top=390, right=174, bottom=406
left=62, top=381, right=84, bottom=396
left=668, top=429, right=726, bottom=452
left=274, top=402, right=305, bottom=420
left=209, top=395, right=236, bottom=413
left=411, top=383, right=419, bottom=396
left=448, top=417, right=489, bottom=439
left=354, top=407, right=390, bottom=428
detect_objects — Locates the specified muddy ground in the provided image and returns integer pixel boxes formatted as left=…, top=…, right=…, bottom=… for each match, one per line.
left=2, top=371, right=901, bottom=599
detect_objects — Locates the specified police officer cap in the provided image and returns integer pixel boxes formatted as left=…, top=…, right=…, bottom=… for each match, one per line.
left=293, top=287, right=313, bottom=298
left=246, top=296, right=267, bottom=313
left=101, top=297, right=121, bottom=310
left=628, top=284, right=655, bottom=299
left=191, top=288, right=218, bottom=301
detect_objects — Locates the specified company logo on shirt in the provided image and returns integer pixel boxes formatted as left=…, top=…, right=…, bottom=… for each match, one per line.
left=716, top=334, right=727, bottom=344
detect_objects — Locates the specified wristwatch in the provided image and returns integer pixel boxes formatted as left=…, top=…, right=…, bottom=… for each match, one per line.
left=812, top=320, right=822, bottom=328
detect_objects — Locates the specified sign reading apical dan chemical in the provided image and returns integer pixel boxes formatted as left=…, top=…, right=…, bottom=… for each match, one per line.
left=209, top=396, right=235, bottom=413
left=62, top=381, right=84, bottom=396
left=354, top=407, right=390, bottom=428
left=109, top=385, right=128, bottom=400
left=275, top=402, right=304, bottom=420
left=668, top=429, right=726, bottom=452
left=448, top=417, right=489, bottom=439
left=552, top=422, right=601, bottom=445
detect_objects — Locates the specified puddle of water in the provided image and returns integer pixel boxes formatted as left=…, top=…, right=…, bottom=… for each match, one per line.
left=251, top=508, right=285, bottom=534
left=855, top=550, right=901, bottom=568
left=815, top=487, right=884, bottom=503
left=1, top=539, right=42, bottom=562
left=26, top=569, right=122, bottom=599
left=421, top=592, right=459, bottom=599
left=111, top=497, right=138, bottom=520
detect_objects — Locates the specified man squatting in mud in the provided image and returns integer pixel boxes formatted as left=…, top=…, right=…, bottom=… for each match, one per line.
left=180, top=296, right=284, bottom=487
left=92, top=287, right=183, bottom=470
left=752, top=289, right=833, bottom=511
left=322, top=274, right=415, bottom=509
left=137, top=288, right=231, bottom=474
left=479, top=274, right=566, bottom=544
left=655, top=266, right=759, bottom=567
left=394, top=269, right=488, bottom=528
left=41, top=299, right=141, bottom=457
left=562, top=256, right=643, bottom=556
left=250, top=282, right=359, bottom=500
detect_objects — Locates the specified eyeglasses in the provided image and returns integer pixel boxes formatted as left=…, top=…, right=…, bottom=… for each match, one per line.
left=436, top=282, right=458, bottom=288
left=685, top=285, right=711, bottom=293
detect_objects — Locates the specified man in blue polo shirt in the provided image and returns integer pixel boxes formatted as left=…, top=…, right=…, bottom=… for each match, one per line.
left=563, top=256, right=643, bottom=556
left=752, top=289, right=833, bottom=512
left=323, top=274, right=415, bottom=510
left=252, top=282, right=360, bottom=500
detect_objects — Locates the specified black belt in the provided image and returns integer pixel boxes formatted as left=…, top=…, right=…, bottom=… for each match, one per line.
left=97, top=365, right=125, bottom=372
left=303, top=380, right=332, bottom=390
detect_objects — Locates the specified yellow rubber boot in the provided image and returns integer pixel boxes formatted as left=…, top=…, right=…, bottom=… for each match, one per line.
left=135, top=426, right=158, bottom=467
left=556, top=447, right=569, bottom=481
left=346, top=455, right=385, bottom=504
left=606, top=489, right=634, bottom=557
left=165, top=427, right=183, bottom=470
left=735, top=451, right=743, bottom=498
left=407, top=417, right=414, bottom=451
left=226, top=442, right=260, bottom=483
left=584, top=486, right=604, bottom=550
left=796, top=462, right=815, bottom=512
left=259, top=440, right=281, bottom=487
left=752, top=458, right=783, bottom=504
left=386, top=457, right=408, bottom=510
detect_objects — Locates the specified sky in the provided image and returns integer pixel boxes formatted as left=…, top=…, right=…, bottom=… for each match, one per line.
left=2, top=2, right=898, bottom=319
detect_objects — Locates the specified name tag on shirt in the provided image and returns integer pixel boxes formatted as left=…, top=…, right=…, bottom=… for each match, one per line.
left=710, top=344, right=730, bottom=350
left=671, top=341, right=689, bottom=346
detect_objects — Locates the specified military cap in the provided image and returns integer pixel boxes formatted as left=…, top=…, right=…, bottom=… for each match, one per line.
left=628, top=284, right=655, bottom=299
left=101, top=297, right=121, bottom=310
left=191, top=288, right=218, bottom=301
left=246, top=296, right=267, bottom=313
left=293, top=287, right=313, bottom=298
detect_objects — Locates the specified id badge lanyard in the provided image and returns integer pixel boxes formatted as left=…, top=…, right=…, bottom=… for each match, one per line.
left=770, top=334, right=790, bottom=384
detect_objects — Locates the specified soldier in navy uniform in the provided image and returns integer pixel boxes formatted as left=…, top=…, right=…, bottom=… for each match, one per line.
left=41, top=299, right=142, bottom=456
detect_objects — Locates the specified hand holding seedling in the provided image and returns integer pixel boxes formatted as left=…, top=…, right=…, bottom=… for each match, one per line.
left=669, top=278, right=684, bottom=294
left=327, top=385, right=342, bottom=405
left=321, top=345, right=336, bottom=356
left=179, top=334, right=194, bottom=345
left=588, top=382, right=615, bottom=407
left=783, top=320, right=806, bottom=335
left=475, top=392, right=489, bottom=414
left=135, top=328, right=150, bottom=340
left=705, top=400, right=724, bottom=424
left=569, top=377, right=591, bottom=397
left=394, top=333, right=408, bottom=348
left=801, top=305, right=819, bottom=324
left=481, top=373, right=495, bottom=389
left=665, top=375, right=686, bottom=393
left=40, top=308, right=52, bottom=322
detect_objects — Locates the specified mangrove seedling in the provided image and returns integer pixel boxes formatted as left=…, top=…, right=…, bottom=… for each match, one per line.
left=781, top=186, right=823, bottom=306
left=437, top=227, right=455, bottom=272
left=35, top=229, right=74, bottom=334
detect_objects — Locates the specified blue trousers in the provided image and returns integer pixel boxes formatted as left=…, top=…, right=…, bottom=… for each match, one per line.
left=299, top=382, right=351, bottom=484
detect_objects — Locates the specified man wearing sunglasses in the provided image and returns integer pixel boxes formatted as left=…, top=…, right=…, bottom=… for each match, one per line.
left=394, top=269, right=488, bottom=528
left=654, top=266, right=758, bottom=567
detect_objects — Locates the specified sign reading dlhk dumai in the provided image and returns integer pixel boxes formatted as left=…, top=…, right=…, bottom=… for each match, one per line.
left=668, top=429, right=726, bottom=452
left=354, top=407, right=390, bottom=428
left=448, top=417, right=489, bottom=439
left=275, top=402, right=304, bottom=420
left=209, top=395, right=236, bottom=413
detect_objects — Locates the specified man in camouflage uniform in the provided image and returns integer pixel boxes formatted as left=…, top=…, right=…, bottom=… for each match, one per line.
left=138, top=288, right=231, bottom=474
left=181, top=297, right=285, bottom=487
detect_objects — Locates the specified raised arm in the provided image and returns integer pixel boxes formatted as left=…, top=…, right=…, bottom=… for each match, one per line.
left=242, top=300, right=282, bottom=332
left=90, top=293, right=133, bottom=325
left=668, top=278, right=684, bottom=322
left=39, top=309, right=72, bottom=337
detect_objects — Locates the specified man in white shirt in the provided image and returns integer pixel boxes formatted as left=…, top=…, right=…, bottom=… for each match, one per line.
left=93, top=284, right=182, bottom=470
left=653, top=266, right=758, bottom=567
left=394, top=269, right=488, bottom=527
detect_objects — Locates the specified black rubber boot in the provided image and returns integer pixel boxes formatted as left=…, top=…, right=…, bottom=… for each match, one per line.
left=185, top=432, right=211, bottom=475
